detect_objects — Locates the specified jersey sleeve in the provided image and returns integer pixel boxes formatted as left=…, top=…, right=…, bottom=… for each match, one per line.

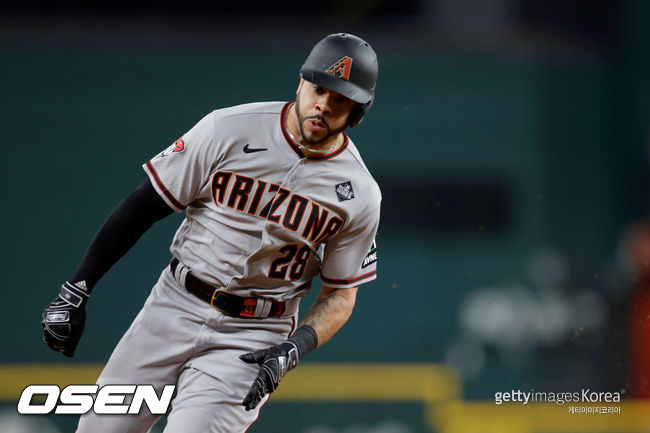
left=319, top=204, right=380, bottom=289
left=143, top=112, right=218, bottom=212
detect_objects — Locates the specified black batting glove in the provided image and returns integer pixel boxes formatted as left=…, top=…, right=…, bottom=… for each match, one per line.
left=240, top=341, right=299, bottom=411
left=42, top=282, right=90, bottom=357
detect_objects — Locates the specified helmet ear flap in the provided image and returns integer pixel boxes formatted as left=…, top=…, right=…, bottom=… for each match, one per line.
left=348, top=103, right=365, bottom=128
left=348, top=100, right=372, bottom=128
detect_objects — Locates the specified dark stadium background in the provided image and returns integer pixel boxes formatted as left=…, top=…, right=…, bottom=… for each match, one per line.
left=1, top=1, right=648, bottom=432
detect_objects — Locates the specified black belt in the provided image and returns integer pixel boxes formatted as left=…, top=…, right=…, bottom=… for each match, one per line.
left=170, top=257, right=286, bottom=318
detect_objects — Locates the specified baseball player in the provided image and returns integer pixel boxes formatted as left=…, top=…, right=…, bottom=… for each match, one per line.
left=42, top=33, right=380, bottom=433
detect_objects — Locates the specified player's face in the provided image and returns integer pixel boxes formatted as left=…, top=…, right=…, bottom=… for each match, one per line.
left=295, top=79, right=357, bottom=146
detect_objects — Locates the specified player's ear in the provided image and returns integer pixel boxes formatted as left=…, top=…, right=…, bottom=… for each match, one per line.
left=296, top=78, right=305, bottom=96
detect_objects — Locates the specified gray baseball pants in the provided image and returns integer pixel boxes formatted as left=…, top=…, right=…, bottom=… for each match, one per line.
left=76, top=265, right=297, bottom=433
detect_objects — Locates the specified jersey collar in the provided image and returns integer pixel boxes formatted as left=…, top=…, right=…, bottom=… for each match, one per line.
left=280, top=102, right=349, bottom=161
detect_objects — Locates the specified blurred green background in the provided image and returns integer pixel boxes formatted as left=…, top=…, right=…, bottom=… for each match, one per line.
left=1, top=0, right=649, bottom=432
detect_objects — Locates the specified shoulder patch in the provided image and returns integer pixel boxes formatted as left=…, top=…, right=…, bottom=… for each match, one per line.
left=335, top=181, right=355, bottom=202
left=361, top=241, right=377, bottom=268
left=160, top=138, right=185, bottom=157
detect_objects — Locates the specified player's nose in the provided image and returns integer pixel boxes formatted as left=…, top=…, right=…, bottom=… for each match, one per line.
left=315, top=94, right=332, bottom=115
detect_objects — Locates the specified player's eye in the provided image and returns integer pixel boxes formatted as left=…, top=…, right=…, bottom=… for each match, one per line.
left=314, top=85, right=325, bottom=94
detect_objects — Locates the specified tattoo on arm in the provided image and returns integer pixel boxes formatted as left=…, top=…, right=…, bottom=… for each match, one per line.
left=299, top=286, right=357, bottom=347
left=301, top=292, right=345, bottom=331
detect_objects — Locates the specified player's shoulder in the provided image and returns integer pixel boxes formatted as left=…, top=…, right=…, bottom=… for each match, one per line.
left=343, top=138, right=382, bottom=205
left=210, top=101, right=286, bottom=121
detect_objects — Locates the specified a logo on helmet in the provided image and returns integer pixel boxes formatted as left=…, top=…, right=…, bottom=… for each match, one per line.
left=326, top=56, right=353, bottom=80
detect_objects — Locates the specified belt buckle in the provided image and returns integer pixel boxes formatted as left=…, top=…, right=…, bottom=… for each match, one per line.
left=210, top=289, right=232, bottom=316
left=210, top=289, right=258, bottom=318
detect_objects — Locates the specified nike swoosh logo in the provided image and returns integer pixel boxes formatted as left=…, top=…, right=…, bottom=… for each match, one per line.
left=243, top=144, right=268, bottom=153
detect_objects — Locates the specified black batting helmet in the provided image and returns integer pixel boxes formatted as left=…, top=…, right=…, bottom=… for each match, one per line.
left=300, top=33, right=378, bottom=128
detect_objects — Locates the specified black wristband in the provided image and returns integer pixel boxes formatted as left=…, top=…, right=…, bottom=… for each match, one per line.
left=59, top=281, right=90, bottom=308
left=288, top=325, right=318, bottom=359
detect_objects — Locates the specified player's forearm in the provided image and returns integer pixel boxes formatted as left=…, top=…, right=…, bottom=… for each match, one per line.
left=68, top=179, right=173, bottom=290
left=299, top=285, right=358, bottom=347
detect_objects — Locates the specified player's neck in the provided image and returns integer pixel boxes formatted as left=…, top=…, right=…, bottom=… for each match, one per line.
left=286, top=103, right=343, bottom=157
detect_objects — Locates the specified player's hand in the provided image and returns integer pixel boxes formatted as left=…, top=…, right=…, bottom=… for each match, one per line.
left=42, top=282, right=90, bottom=357
left=239, top=341, right=299, bottom=411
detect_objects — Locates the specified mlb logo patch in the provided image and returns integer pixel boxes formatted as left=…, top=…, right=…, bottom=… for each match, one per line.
left=335, top=181, right=355, bottom=201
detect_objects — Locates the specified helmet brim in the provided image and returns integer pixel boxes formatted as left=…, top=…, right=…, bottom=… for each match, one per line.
left=300, top=68, right=373, bottom=105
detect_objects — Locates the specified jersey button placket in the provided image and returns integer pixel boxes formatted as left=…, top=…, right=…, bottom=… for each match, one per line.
left=285, top=159, right=304, bottom=187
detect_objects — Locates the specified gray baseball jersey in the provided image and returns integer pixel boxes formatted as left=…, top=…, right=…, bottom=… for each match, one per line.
left=77, top=101, right=381, bottom=433
left=143, top=101, right=381, bottom=300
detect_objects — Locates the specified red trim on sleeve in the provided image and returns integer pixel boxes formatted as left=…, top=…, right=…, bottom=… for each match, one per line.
left=321, top=270, right=377, bottom=286
left=145, top=161, right=186, bottom=211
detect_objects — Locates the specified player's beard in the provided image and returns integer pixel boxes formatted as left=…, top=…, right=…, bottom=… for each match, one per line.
left=294, top=94, right=346, bottom=146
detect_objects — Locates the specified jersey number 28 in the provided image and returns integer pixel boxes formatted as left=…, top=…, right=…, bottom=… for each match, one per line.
left=268, top=245, right=310, bottom=280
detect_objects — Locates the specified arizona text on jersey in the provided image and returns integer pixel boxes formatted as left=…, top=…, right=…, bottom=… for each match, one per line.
left=143, top=101, right=381, bottom=301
